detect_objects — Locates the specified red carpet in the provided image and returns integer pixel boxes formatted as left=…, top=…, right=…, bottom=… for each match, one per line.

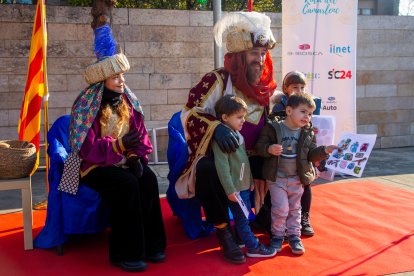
left=1, top=180, right=413, bottom=275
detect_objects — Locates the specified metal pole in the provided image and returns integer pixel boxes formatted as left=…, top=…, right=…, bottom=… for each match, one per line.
left=213, top=0, right=222, bottom=68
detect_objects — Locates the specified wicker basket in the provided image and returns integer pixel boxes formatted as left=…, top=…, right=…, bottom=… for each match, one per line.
left=0, top=140, right=37, bottom=179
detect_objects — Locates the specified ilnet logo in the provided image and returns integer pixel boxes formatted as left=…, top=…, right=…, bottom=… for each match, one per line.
left=329, top=44, right=351, bottom=55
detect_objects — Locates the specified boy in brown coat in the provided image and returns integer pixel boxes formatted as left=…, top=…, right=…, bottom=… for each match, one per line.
left=255, top=93, right=337, bottom=255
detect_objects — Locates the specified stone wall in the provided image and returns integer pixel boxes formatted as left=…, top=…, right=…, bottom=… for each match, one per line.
left=0, top=5, right=413, bottom=161
left=356, top=16, right=414, bottom=148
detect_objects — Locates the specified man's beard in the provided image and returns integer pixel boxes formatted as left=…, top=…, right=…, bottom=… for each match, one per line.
left=246, top=62, right=263, bottom=84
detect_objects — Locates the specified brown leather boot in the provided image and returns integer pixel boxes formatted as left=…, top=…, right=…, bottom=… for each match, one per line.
left=216, top=225, right=246, bottom=264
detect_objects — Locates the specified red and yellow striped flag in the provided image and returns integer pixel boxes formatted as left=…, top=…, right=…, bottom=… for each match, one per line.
left=18, top=0, right=48, bottom=174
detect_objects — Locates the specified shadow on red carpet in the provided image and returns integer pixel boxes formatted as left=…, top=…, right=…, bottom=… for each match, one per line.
left=1, top=180, right=413, bottom=276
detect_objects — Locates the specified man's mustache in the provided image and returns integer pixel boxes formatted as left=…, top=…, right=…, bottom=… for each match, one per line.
left=249, top=62, right=262, bottom=68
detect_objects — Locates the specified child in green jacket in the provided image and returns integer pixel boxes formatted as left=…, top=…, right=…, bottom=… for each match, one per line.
left=212, top=95, right=276, bottom=258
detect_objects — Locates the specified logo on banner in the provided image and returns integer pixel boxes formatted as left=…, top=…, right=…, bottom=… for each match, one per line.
left=322, top=96, right=337, bottom=111
left=322, top=105, right=337, bottom=111
left=328, top=69, right=352, bottom=79
left=287, top=44, right=322, bottom=56
left=327, top=96, right=336, bottom=104
left=303, top=72, right=320, bottom=81
left=302, top=1, right=340, bottom=15
left=329, top=44, right=351, bottom=56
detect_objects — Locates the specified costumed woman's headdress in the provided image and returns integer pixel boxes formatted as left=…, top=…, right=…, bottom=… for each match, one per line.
left=83, top=0, right=130, bottom=84
left=213, top=11, right=276, bottom=53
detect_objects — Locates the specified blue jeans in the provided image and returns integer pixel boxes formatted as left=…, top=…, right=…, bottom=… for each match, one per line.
left=228, top=189, right=258, bottom=250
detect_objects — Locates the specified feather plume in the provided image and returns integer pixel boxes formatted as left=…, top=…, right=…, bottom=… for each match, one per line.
left=90, top=0, right=118, bottom=60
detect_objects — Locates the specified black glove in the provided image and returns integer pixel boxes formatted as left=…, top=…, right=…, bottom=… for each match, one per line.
left=122, top=130, right=144, bottom=149
left=213, top=124, right=239, bottom=153
left=126, top=156, right=143, bottom=179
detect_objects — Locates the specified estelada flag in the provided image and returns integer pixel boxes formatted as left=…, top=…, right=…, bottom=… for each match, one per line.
left=18, top=0, right=48, bottom=174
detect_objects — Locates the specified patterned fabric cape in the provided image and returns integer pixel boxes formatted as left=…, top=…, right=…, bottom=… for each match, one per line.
left=69, top=82, right=143, bottom=152
left=58, top=82, right=142, bottom=195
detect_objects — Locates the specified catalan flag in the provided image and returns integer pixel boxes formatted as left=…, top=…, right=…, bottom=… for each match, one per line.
left=18, top=0, right=48, bottom=174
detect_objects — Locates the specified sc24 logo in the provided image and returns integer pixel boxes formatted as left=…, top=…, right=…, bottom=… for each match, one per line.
left=328, top=69, right=352, bottom=79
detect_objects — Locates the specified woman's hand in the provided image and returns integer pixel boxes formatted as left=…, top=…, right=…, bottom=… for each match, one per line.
left=122, top=130, right=144, bottom=149
left=268, top=144, right=283, bottom=156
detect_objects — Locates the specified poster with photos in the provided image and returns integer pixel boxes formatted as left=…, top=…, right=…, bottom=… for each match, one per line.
left=325, top=132, right=377, bottom=177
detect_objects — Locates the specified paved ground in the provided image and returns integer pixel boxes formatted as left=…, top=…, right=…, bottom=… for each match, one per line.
left=1, top=146, right=413, bottom=214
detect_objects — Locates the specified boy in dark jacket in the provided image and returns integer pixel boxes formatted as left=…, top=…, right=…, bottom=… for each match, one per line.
left=255, top=93, right=337, bottom=255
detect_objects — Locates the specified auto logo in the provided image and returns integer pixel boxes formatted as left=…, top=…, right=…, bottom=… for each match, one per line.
left=299, top=44, right=311, bottom=50
left=327, top=96, right=336, bottom=104
left=322, top=105, right=337, bottom=111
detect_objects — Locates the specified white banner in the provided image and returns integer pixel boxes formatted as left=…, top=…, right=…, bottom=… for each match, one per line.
left=282, top=0, right=358, bottom=142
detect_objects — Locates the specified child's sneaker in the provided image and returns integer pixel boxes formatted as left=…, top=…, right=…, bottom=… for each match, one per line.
left=288, top=235, right=305, bottom=255
left=246, top=243, right=277, bottom=258
left=270, top=236, right=284, bottom=252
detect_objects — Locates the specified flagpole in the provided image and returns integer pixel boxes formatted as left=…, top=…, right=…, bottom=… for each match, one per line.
left=34, top=0, right=49, bottom=210
left=42, top=0, right=50, bottom=191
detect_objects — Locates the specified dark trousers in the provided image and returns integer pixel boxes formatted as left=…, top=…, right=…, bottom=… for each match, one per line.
left=301, top=185, right=312, bottom=213
left=195, top=157, right=230, bottom=225
left=195, top=156, right=264, bottom=225
left=82, top=165, right=166, bottom=262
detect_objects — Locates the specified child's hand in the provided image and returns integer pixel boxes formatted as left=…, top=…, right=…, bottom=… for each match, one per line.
left=250, top=184, right=255, bottom=191
left=325, top=145, right=339, bottom=154
left=228, top=192, right=238, bottom=203
left=268, top=144, right=283, bottom=156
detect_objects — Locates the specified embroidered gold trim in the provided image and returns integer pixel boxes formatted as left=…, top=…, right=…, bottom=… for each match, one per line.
left=112, top=139, right=119, bottom=154
left=233, top=88, right=264, bottom=125
left=80, top=164, right=99, bottom=178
